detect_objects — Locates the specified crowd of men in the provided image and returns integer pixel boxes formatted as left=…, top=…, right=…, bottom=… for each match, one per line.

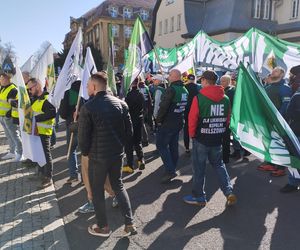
left=0, top=63, right=300, bottom=237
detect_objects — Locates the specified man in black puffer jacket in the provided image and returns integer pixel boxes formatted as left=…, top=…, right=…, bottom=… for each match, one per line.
left=78, top=73, right=136, bottom=238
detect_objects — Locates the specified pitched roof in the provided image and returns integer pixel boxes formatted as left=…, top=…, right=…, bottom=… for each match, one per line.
left=183, top=0, right=277, bottom=38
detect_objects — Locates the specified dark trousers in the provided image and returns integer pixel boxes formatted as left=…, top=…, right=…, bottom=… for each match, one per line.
left=89, top=157, right=134, bottom=228
left=40, top=135, right=53, bottom=178
left=222, top=127, right=231, bottom=163
left=125, top=120, right=144, bottom=166
left=183, top=117, right=190, bottom=150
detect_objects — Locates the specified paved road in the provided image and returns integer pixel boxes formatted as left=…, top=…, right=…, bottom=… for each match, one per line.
left=0, top=125, right=69, bottom=250
left=52, top=124, right=300, bottom=250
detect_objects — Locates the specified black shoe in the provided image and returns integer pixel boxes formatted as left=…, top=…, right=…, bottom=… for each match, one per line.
left=185, top=149, right=190, bottom=154
left=142, top=141, right=149, bottom=147
left=230, top=151, right=241, bottom=159
left=280, top=184, right=299, bottom=193
left=161, top=173, right=177, bottom=184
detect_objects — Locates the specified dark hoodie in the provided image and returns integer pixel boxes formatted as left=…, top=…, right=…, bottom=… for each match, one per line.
left=188, top=85, right=230, bottom=146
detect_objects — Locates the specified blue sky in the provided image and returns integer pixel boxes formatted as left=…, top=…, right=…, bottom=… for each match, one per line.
left=0, top=0, right=103, bottom=66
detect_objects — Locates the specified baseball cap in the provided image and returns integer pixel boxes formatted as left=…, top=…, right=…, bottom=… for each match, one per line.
left=187, top=74, right=195, bottom=80
left=152, top=74, right=164, bottom=81
left=290, top=65, right=300, bottom=75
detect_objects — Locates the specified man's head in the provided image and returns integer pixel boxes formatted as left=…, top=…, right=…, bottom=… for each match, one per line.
left=220, top=75, right=231, bottom=88
left=22, top=71, right=31, bottom=85
left=87, top=72, right=108, bottom=96
left=289, top=65, right=300, bottom=81
left=131, top=78, right=139, bottom=88
left=200, top=70, right=218, bottom=88
left=27, top=78, right=43, bottom=97
left=187, top=74, right=195, bottom=83
left=0, top=72, right=11, bottom=86
left=168, top=69, right=181, bottom=83
left=152, top=74, right=163, bottom=86
left=270, top=67, right=285, bottom=82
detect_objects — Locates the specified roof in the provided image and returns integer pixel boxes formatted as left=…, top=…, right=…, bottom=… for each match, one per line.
left=81, top=0, right=156, bottom=20
left=183, top=0, right=277, bottom=38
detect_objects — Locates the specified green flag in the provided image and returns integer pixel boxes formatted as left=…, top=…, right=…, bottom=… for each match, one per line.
left=230, top=63, right=300, bottom=170
left=107, top=24, right=117, bottom=95
left=123, top=16, right=154, bottom=95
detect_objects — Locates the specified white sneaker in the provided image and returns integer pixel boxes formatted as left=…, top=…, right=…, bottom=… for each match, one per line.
left=12, top=154, right=23, bottom=162
left=2, top=152, right=15, bottom=160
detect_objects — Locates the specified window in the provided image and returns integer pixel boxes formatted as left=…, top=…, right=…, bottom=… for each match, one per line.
left=291, top=0, right=299, bottom=18
left=123, top=7, right=132, bottom=19
left=124, top=25, right=132, bottom=38
left=263, top=0, right=271, bottom=19
left=95, top=25, right=99, bottom=39
left=109, top=6, right=118, bottom=18
left=170, top=16, right=174, bottom=32
left=159, top=21, right=162, bottom=36
left=112, top=24, right=119, bottom=37
left=140, top=9, right=149, bottom=20
left=164, top=19, right=168, bottom=34
left=253, top=0, right=261, bottom=18
left=177, top=14, right=181, bottom=30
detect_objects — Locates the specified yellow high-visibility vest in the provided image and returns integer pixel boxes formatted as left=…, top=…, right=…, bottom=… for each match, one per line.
left=0, top=84, right=16, bottom=117
left=31, top=95, right=54, bottom=135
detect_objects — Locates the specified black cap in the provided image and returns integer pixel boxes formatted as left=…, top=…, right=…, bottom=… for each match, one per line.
left=290, top=65, right=300, bottom=76
left=201, top=70, right=218, bottom=82
left=187, top=74, right=195, bottom=80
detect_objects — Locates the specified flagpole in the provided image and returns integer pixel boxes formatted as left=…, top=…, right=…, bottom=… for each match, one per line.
left=152, top=46, right=167, bottom=88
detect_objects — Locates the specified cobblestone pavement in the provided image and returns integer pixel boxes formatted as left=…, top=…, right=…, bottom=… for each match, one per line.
left=0, top=125, right=69, bottom=250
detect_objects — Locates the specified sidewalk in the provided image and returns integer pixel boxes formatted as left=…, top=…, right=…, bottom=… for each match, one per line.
left=0, top=125, right=69, bottom=250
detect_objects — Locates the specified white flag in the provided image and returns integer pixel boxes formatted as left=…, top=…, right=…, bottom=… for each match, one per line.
left=80, top=47, right=97, bottom=100
left=172, top=54, right=195, bottom=74
left=12, top=66, right=46, bottom=167
left=21, top=55, right=35, bottom=73
left=48, top=27, right=83, bottom=108
left=30, top=44, right=55, bottom=89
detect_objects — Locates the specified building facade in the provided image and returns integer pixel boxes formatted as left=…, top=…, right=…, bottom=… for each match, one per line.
left=152, top=0, right=300, bottom=47
left=63, top=0, right=155, bottom=67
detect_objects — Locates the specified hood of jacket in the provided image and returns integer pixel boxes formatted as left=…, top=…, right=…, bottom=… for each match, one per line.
left=200, top=85, right=225, bottom=102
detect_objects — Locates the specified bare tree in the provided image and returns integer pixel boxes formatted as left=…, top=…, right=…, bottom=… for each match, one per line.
left=3, top=42, right=17, bottom=63
left=33, top=41, right=51, bottom=64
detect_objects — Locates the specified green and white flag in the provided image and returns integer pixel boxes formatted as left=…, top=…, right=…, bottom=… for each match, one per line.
left=30, top=44, right=55, bottom=90
left=12, top=66, right=46, bottom=167
left=123, top=16, right=153, bottom=95
left=107, top=24, right=117, bottom=95
left=48, top=27, right=83, bottom=108
left=230, top=63, right=300, bottom=170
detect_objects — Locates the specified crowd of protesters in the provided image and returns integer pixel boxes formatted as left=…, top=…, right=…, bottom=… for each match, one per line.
left=0, top=63, right=300, bottom=237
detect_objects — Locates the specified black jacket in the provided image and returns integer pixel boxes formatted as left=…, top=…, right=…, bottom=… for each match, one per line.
left=287, top=88, right=300, bottom=137
left=78, top=91, right=133, bottom=160
left=125, top=87, right=144, bottom=122
left=184, top=82, right=200, bottom=118
left=224, top=85, right=235, bottom=108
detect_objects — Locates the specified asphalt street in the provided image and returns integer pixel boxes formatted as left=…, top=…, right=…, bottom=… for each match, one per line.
left=52, top=123, right=300, bottom=250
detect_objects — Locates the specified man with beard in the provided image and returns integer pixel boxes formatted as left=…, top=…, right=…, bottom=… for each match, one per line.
left=27, top=78, right=56, bottom=188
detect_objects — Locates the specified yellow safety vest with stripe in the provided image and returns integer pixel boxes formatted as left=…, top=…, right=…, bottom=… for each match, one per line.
left=11, top=94, right=19, bottom=119
left=32, top=94, right=54, bottom=135
left=0, top=84, right=16, bottom=117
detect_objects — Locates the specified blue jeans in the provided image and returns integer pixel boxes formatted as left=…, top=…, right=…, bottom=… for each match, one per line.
left=156, top=127, right=180, bottom=174
left=0, top=117, right=22, bottom=155
left=66, top=126, right=78, bottom=178
left=191, top=139, right=233, bottom=198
